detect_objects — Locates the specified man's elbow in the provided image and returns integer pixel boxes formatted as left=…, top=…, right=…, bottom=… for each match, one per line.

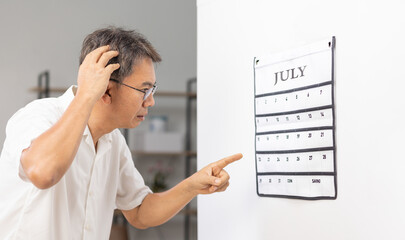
left=132, top=222, right=150, bottom=230
left=26, top=167, right=57, bottom=189
left=123, top=207, right=153, bottom=230
left=21, top=150, right=59, bottom=189
left=127, top=216, right=151, bottom=230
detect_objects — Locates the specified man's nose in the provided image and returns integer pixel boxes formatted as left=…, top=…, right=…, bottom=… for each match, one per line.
left=143, top=94, right=155, bottom=108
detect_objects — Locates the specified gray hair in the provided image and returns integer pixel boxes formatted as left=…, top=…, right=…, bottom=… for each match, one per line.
left=79, top=27, right=162, bottom=83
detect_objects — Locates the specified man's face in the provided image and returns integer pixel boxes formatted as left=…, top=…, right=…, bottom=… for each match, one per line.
left=110, top=58, right=156, bottom=129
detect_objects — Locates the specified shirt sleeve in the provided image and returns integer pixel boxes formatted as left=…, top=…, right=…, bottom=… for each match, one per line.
left=2, top=100, right=60, bottom=182
left=115, top=136, right=152, bottom=210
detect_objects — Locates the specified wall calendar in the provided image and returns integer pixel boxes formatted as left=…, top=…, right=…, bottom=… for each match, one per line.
left=254, top=37, right=337, bottom=200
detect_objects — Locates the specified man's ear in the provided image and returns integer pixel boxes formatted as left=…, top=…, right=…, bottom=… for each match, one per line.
left=101, top=82, right=114, bottom=104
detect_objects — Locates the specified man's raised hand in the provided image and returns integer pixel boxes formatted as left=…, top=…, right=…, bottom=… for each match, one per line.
left=76, top=45, right=120, bottom=103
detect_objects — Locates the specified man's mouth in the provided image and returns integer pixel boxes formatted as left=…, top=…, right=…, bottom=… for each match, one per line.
left=137, top=114, right=147, bottom=121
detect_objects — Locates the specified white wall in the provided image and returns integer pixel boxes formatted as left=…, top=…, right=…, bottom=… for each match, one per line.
left=0, top=0, right=196, bottom=147
left=197, top=0, right=405, bottom=239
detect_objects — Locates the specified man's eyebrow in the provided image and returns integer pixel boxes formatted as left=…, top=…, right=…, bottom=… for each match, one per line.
left=141, top=82, right=155, bottom=87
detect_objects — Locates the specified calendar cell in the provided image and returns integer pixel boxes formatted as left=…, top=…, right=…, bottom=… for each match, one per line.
left=256, top=129, right=334, bottom=152
left=256, top=150, right=334, bottom=173
left=257, top=175, right=335, bottom=198
left=255, top=84, right=333, bottom=115
left=256, top=108, right=333, bottom=133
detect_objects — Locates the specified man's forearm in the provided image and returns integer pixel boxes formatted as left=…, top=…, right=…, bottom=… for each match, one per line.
left=124, top=154, right=242, bottom=229
left=127, top=178, right=197, bottom=228
left=20, top=94, right=95, bottom=189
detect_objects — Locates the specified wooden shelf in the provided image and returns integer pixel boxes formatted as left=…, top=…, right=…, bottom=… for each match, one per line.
left=155, top=92, right=196, bottom=98
left=29, top=87, right=196, bottom=98
left=30, top=87, right=66, bottom=93
left=131, top=151, right=197, bottom=157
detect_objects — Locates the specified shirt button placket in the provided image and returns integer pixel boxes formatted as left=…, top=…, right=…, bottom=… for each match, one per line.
left=83, top=155, right=97, bottom=239
left=85, top=224, right=91, bottom=231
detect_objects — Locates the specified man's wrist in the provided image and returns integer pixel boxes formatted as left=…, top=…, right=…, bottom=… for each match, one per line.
left=180, top=177, right=199, bottom=198
left=74, top=90, right=99, bottom=108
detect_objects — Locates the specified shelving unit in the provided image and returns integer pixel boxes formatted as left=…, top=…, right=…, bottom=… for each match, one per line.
left=183, top=78, right=197, bottom=240
left=33, top=71, right=197, bottom=240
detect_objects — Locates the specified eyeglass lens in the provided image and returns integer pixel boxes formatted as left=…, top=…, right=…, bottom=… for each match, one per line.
left=144, top=85, right=157, bottom=100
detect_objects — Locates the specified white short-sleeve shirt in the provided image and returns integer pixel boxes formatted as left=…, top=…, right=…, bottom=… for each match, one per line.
left=0, top=86, right=152, bottom=240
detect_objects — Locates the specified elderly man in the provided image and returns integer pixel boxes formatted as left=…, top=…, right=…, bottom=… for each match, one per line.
left=0, top=27, right=242, bottom=239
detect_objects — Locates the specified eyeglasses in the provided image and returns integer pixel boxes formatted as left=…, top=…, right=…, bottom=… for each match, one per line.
left=110, top=78, right=157, bottom=101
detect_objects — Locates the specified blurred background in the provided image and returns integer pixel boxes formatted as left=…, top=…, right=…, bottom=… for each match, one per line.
left=0, top=1, right=197, bottom=240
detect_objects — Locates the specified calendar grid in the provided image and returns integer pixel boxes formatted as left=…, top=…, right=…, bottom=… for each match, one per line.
left=254, top=37, right=337, bottom=200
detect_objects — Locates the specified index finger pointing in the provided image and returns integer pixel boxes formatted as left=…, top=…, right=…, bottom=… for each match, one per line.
left=215, top=153, right=243, bottom=170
